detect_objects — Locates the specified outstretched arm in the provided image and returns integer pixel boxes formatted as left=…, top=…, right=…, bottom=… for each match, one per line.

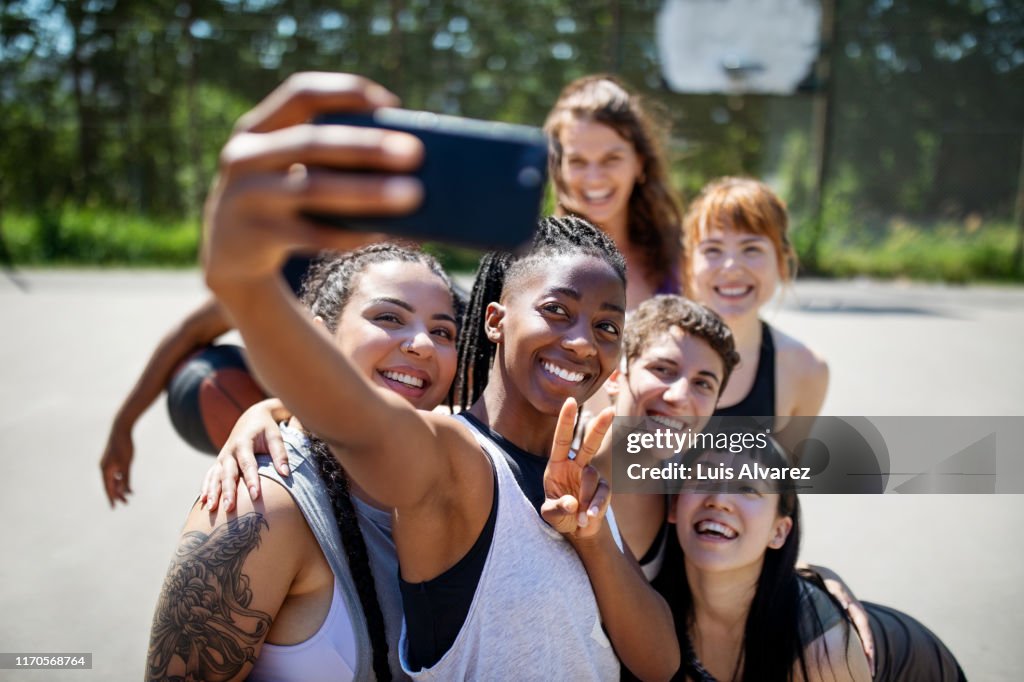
left=101, top=297, right=231, bottom=507
left=202, top=72, right=461, bottom=510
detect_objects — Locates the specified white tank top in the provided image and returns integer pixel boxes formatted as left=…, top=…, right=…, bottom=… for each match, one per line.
left=248, top=578, right=358, bottom=682
left=398, top=414, right=621, bottom=681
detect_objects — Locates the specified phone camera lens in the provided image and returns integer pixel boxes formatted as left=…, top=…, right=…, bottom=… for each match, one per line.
left=517, top=167, right=543, bottom=188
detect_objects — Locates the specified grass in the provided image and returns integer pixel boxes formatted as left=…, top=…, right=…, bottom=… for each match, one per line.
left=4, top=205, right=1022, bottom=283
left=2, top=207, right=201, bottom=266
left=804, top=218, right=1022, bottom=284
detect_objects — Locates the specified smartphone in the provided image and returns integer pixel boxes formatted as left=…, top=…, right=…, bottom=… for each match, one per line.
left=307, top=108, right=549, bottom=251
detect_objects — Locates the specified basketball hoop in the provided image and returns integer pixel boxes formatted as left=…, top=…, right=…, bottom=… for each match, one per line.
left=656, top=0, right=822, bottom=95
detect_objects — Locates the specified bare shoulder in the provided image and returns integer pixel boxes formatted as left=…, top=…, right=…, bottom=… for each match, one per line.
left=772, top=326, right=828, bottom=380
left=796, top=621, right=872, bottom=682
left=771, top=326, right=829, bottom=416
left=147, top=478, right=315, bottom=682
left=181, top=474, right=312, bottom=546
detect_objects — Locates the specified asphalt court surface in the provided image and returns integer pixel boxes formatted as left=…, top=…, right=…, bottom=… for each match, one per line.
left=1, top=269, right=1021, bottom=680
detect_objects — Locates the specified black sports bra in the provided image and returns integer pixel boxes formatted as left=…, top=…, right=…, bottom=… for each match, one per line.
left=714, top=320, right=776, bottom=417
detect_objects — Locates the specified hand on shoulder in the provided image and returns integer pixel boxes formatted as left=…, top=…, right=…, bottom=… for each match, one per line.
left=149, top=477, right=321, bottom=681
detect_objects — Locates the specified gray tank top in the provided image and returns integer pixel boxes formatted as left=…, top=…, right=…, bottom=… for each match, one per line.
left=256, top=424, right=409, bottom=682
left=398, top=414, right=620, bottom=681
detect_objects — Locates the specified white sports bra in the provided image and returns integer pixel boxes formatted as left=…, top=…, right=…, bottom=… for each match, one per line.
left=247, top=579, right=358, bottom=682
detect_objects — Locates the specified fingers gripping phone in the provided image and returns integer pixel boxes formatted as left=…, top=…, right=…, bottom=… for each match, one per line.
left=308, top=109, right=549, bottom=251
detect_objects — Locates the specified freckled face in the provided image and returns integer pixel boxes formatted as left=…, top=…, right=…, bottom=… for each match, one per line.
left=611, top=329, right=724, bottom=433
left=557, top=118, right=644, bottom=232
left=333, top=261, right=458, bottom=411
left=689, top=227, right=781, bottom=322
left=492, top=254, right=626, bottom=416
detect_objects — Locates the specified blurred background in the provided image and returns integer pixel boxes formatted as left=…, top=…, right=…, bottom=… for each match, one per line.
left=1, top=0, right=1022, bottom=281
left=1, top=2, right=1023, bottom=680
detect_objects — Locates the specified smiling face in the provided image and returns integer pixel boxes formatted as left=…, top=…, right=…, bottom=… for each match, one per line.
left=608, top=328, right=724, bottom=434
left=670, top=451, right=793, bottom=575
left=488, top=254, right=626, bottom=417
left=556, top=117, right=643, bottom=236
left=332, top=260, right=458, bottom=411
left=689, top=227, right=781, bottom=322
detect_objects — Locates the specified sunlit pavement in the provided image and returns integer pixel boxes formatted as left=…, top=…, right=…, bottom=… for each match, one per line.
left=1, top=270, right=1021, bottom=680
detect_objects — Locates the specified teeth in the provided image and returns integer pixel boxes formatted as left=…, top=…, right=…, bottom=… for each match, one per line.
left=542, top=361, right=585, bottom=384
left=584, top=189, right=613, bottom=201
left=695, top=520, right=737, bottom=539
left=717, top=286, right=750, bottom=297
left=649, top=414, right=685, bottom=430
left=382, top=370, right=424, bottom=388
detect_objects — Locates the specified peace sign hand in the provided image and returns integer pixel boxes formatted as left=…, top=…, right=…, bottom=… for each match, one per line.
left=541, top=398, right=616, bottom=540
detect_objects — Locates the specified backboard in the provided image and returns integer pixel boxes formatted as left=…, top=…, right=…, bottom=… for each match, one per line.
left=656, top=0, right=822, bottom=94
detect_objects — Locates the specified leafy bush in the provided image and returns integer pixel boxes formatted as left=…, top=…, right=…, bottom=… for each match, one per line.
left=3, top=207, right=200, bottom=266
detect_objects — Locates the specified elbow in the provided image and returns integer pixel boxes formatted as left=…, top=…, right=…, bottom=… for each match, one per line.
left=647, top=603, right=681, bottom=681
left=203, top=269, right=235, bottom=299
left=621, top=610, right=680, bottom=681
left=624, top=648, right=679, bottom=682
left=656, top=634, right=682, bottom=682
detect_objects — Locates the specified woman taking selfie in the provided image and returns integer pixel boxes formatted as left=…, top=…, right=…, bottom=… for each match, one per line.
left=195, top=72, right=677, bottom=681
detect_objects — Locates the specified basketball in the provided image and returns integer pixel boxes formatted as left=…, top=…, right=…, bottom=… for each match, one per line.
left=166, top=344, right=268, bottom=455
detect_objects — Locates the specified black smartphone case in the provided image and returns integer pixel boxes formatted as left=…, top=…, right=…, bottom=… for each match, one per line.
left=307, top=109, right=548, bottom=251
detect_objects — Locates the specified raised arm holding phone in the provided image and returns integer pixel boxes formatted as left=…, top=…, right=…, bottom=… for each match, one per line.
left=150, top=72, right=678, bottom=681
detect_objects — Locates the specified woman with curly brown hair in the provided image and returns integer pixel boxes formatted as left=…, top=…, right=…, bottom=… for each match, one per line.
left=148, top=244, right=461, bottom=682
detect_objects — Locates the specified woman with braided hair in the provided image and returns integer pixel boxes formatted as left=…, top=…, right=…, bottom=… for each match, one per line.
left=197, top=72, right=678, bottom=682
left=148, top=243, right=460, bottom=681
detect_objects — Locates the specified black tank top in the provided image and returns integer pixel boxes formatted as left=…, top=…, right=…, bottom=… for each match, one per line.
left=714, top=321, right=776, bottom=417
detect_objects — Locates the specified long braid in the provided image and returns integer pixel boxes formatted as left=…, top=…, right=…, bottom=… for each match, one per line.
left=454, top=215, right=626, bottom=411
left=306, top=435, right=391, bottom=681
left=294, top=243, right=457, bottom=681
left=454, top=251, right=511, bottom=410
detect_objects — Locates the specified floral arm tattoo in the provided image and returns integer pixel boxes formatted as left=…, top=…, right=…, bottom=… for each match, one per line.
left=147, top=512, right=273, bottom=682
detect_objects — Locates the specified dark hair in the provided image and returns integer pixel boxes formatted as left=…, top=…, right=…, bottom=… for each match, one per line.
left=544, top=74, right=683, bottom=290
left=299, top=243, right=456, bottom=682
left=622, top=295, right=741, bottom=396
left=454, top=215, right=626, bottom=410
left=656, top=442, right=852, bottom=682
